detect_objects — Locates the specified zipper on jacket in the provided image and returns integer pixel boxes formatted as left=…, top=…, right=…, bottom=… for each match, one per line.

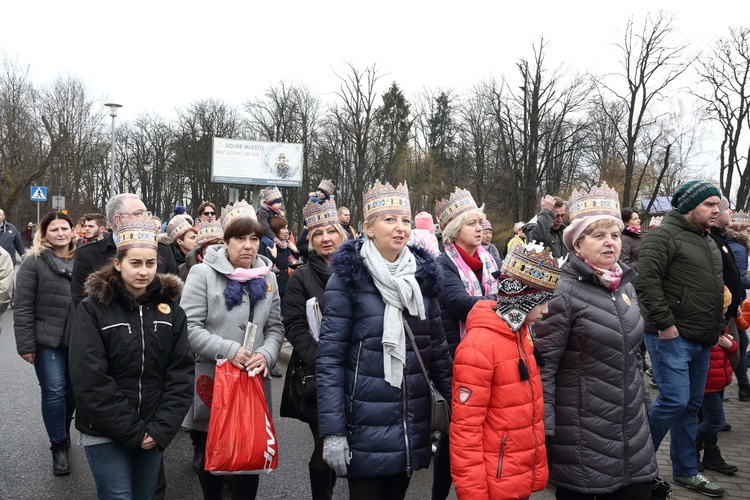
left=153, top=320, right=172, bottom=332
left=348, top=342, right=363, bottom=421
left=612, top=290, right=630, bottom=484
left=402, top=375, right=412, bottom=477
left=137, top=306, right=145, bottom=413
left=518, top=331, right=538, bottom=485
left=496, top=434, right=507, bottom=478
left=101, top=322, right=132, bottom=334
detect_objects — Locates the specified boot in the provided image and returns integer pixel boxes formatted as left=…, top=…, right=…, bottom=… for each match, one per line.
left=309, top=465, right=335, bottom=500
left=51, top=441, right=70, bottom=476
left=738, top=383, right=750, bottom=401
left=696, top=443, right=704, bottom=472
left=702, top=445, right=738, bottom=475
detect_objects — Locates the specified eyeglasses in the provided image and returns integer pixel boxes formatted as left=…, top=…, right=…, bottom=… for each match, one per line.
left=203, top=211, right=216, bottom=216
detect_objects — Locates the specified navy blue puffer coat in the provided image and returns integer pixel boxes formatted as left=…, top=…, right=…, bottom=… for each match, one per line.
left=316, top=240, right=452, bottom=478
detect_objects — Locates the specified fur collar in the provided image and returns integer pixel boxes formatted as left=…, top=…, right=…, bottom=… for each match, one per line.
left=84, top=271, right=183, bottom=306
left=726, top=228, right=750, bottom=251
left=329, top=239, right=442, bottom=298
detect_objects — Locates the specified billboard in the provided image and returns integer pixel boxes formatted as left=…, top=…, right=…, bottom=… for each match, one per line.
left=211, top=137, right=303, bottom=187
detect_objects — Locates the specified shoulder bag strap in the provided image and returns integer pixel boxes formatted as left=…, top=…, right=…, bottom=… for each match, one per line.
left=402, top=317, right=431, bottom=383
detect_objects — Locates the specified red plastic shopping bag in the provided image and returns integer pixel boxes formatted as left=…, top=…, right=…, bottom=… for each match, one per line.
left=204, top=360, right=279, bottom=474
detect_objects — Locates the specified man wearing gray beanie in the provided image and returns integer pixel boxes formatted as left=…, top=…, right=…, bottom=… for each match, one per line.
left=635, top=179, right=726, bottom=496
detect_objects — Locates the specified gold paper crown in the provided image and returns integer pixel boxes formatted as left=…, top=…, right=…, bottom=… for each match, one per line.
left=220, top=200, right=257, bottom=231
left=303, top=199, right=339, bottom=231
left=116, top=215, right=159, bottom=252
left=730, top=210, right=750, bottom=228
left=648, top=216, right=663, bottom=228
left=195, top=220, right=224, bottom=246
left=166, top=215, right=194, bottom=242
left=318, top=179, right=336, bottom=196
left=435, top=187, right=479, bottom=230
left=567, top=183, right=621, bottom=222
left=502, top=241, right=562, bottom=293
left=363, top=180, right=411, bottom=222
left=260, top=186, right=283, bottom=205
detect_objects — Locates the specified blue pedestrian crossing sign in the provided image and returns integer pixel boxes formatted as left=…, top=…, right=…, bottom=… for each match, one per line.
left=30, top=186, right=48, bottom=202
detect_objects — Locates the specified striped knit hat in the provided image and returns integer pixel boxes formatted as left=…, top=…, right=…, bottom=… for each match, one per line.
left=671, top=180, right=721, bottom=214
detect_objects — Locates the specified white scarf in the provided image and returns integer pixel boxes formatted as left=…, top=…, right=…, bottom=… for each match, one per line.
left=360, top=239, right=426, bottom=388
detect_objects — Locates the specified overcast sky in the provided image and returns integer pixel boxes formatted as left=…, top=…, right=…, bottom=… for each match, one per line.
left=2, top=1, right=743, bottom=119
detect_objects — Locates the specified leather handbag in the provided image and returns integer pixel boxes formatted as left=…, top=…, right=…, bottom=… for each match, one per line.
left=403, top=319, right=450, bottom=433
left=289, top=359, right=319, bottom=423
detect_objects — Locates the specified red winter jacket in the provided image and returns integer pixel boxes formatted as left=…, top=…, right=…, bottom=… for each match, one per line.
left=450, top=300, right=548, bottom=500
left=705, top=335, right=738, bottom=393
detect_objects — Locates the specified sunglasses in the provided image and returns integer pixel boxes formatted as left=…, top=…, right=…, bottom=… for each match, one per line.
left=203, top=211, right=216, bottom=216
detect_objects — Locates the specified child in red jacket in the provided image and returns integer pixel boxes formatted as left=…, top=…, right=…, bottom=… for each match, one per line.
left=697, top=286, right=740, bottom=475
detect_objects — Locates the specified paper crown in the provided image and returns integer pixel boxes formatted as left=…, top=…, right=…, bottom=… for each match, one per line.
left=116, top=215, right=159, bottom=252
left=648, top=216, right=663, bottom=228
left=260, top=186, right=283, bottom=205
left=304, top=198, right=339, bottom=231
left=567, top=183, right=621, bottom=222
left=220, top=200, right=257, bottom=231
left=435, top=187, right=479, bottom=230
left=730, top=210, right=750, bottom=228
left=166, top=215, right=193, bottom=242
left=501, top=241, right=562, bottom=293
left=317, top=179, right=336, bottom=197
left=195, top=220, right=224, bottom=246
left=363, top=180, right=411, bottom=222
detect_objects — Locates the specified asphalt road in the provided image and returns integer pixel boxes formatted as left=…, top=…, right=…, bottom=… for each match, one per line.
left=0, top=309, right=458, bottom=499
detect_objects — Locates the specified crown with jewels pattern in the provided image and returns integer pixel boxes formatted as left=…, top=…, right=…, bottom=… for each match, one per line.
left=435, top=187, right=479, bottom=230
left=730, top=210, right=750, bottom=228
left=116, top=214, right=159, bottom=252
left=363, top=180, right=411, bottom=222
left=220, top=200, right=257, bottom=231
left=648, top=216, right=664, bottom=228
left=195, top=220, right=224, bottom=246
left=166, top=215, right=194, bottom=242
left=260, top=186, right=283, bottom=205
left=567, top=183, right=621, bottom=222
left=303, top=198, right=339, bottom=231
left=318, top=179, right=336, bottom=197
left=501, top=241, right=563, bottom=293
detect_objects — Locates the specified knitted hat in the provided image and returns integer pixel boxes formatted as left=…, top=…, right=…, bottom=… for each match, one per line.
left=723, top=285, right=732, bottom=309
left=303, top=198, right=338, bottom=232
left=195, top=220, right=224, bottom=246
left=317, top=179, right=337, bottom=197
left=563, top=183, right=623, bottom=251
left=173, top=205, right=186, bottom=215
left=415, top=212, right=435, bottom=232
left=260, top=186, right=283, bottom=205
left=671, top=180, right=721, bottom=214
left=495, top=241, right=562, bottom=332
left=481, top=220, right=492, bottom=231
left=363, top=180, right=411, bottom=223
left=220, top=200, right=257, bottom=231
left=435, top=187, right=478, bottom=231
left=718, top=196, right=730, bottom=213
left=116, top=215, right=159, bottom=252
left=166, top=215, right=193, bottom=242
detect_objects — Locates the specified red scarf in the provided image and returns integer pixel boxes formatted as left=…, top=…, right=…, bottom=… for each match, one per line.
left=455, top=244, right=483, bottom=280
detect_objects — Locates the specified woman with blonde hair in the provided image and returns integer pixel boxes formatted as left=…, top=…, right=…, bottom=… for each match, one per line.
left=14, top=211, right=77, bottom=476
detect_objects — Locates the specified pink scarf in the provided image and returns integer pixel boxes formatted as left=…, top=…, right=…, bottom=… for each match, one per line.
left=227, top=266, right=269, bottom=282
left=625, top=225, right=641, bottom=235
left=581, top=256, right=623, bottom=291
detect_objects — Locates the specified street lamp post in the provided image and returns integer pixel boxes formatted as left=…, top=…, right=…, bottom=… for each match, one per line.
left=104, top=103, right=122, bottom=199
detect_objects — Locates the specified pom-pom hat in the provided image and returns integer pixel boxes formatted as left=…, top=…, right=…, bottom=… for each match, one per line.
left=435, top=187, right=479, bottom=231
left=363, top=180, right=411, bottom=223
left=116, top=214, right=159, bottom=252
left=563, top=183, right=623, bottom=251
left=220, top=200, right=257, bottom=231
left=303, top=198, right=339, bottom=231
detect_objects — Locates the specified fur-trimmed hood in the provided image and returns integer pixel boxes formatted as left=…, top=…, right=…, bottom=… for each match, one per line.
left=84, top=271, right=183, bottom=306
left=727, top=228, right=750, bottom=251
left=329, top=239, right=442, bottom=298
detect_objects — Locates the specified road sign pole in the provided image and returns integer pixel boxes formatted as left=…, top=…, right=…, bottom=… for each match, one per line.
left=37, top=202, right=40, bottom=225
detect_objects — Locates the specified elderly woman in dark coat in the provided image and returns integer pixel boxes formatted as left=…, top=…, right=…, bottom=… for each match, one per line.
left=316, top=181, right=452, bottom=500
left=279, top=199, right=346, bottom=500
left=535, top=185, right=658, bottom=499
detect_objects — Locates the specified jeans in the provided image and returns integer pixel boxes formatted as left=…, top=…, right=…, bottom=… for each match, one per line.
left=33, top=346, right=75, bottom=444
left=644, top=333, right=710, bottom=477
left=85, top=442, right=163, bottom=500
left=696, top=391, right=725, bottom=448
left=735, top=328, right=749, bottom=386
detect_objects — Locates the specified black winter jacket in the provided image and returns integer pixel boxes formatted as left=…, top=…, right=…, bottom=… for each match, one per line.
left=316, top=240, right=453, bottom=478
left=635, top=210, right=725, bottom=345
left=534, top=256, right=658, bottom=494
left=709, top=226, right=744, bottom=319
left=69, top=272, right=194, bottom=451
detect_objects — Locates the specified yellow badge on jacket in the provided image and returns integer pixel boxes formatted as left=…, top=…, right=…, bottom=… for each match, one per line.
left=621, top=293, right=631, bottom=307
left=266, top=281, right=272, bottom=292
left=157, top=303, right=171, bottom=314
